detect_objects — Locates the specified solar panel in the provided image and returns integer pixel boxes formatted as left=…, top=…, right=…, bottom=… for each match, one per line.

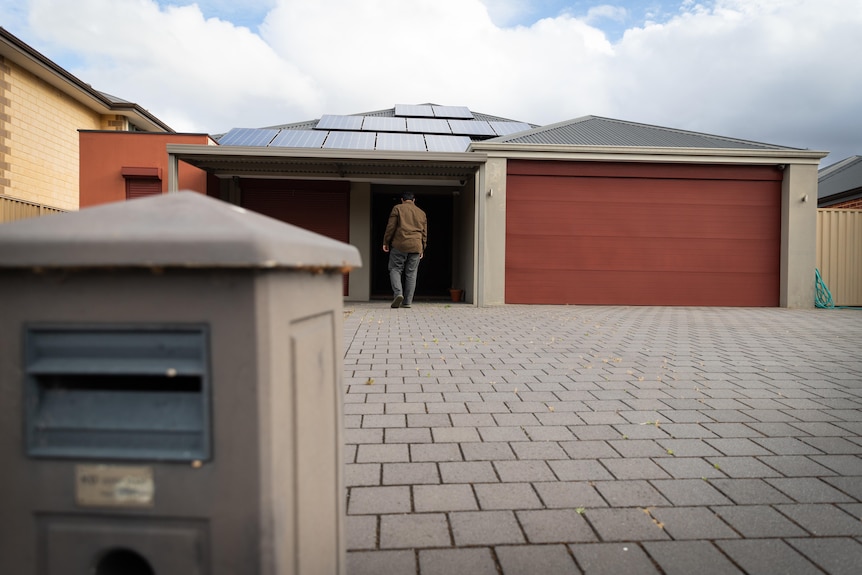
left=361, top=116, right=407, bottom=132
left=316, top=114, right=364, bottom=131
left=270, top=129, right=327, bottom=148
left=432, top=105, right=473, bottom=119
left=489, top=121, right=533, bottom=137
left=395, top=104, right=434, bottom=117
left=448, top=120, right=496, bottom=137
left=406, top=118, right=452, bottom=134
left=424, top=135, right=472, bottom=153
left=218, top=128, right=278, bottom=147
left=322, top=131, right=376, bottom=150
left=375, top=133, right=426, bottom=152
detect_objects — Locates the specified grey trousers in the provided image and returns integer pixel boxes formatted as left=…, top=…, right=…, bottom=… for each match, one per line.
left=388, top=247, right=421, bottom=304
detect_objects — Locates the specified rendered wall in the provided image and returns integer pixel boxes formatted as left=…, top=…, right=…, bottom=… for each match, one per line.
left=780, top=163, right=819, bottom=308
left=80, top=131, right=212, bottom=207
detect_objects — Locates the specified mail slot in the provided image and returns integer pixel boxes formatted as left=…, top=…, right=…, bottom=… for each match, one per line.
left=25, top=325, right=210, bottom=461
left=0, top=192, right=361, bottom=575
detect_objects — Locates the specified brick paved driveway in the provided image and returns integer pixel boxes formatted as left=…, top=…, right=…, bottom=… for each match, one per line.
left=342, top=304, right=862, bottom=575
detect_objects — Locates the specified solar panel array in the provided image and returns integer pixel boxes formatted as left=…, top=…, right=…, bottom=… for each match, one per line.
left=218, top=105, right=531, bottom=152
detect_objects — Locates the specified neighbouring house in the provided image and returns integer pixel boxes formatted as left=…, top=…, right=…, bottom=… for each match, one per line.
left=0, top=27, right=173, bottom=221
left=158, top=105, right=826, bottom=308
left=818, top=156, right=862, bottom=209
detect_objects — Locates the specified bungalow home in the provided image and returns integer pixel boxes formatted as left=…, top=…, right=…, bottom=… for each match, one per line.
left=159, top=104, right=826, bottom=308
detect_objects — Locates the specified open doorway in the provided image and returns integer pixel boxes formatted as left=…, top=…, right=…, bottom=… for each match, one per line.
left=371, top=186, right=455, bottom=301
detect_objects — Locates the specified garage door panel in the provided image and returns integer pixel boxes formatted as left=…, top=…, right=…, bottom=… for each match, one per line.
left=507, top=235, right=778, bottom=274
left=506, top=269, right=779, bottom=306
left=509, top=176, right=780, bottom=207
left=507, top=201, right=778, bottom=240
left=505, top=162, right=781, bottom=306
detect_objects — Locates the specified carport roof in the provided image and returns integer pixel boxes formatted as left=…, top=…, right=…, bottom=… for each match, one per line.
left=490, top=115, right=803, bottom=150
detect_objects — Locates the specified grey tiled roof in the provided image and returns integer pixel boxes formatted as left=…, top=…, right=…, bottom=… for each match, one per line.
left=489, top=115, right=800, bottom=150
left=818, top=155, right=862, bottom=201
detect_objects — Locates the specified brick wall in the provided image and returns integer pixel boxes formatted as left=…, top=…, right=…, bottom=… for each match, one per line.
left=828, top=197, right=862, bottom=210
left=1, top=57, right=104, bottom=211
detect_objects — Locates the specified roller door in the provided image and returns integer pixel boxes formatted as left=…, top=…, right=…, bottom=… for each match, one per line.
left=505, top=161, right=782, bottom=306
left=241, top=180, right=350, bottom=295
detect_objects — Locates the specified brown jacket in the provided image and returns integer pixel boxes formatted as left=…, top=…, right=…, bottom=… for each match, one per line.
left=383, top=201, right=427, bottom=253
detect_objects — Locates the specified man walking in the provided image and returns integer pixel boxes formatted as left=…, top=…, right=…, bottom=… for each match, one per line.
left=383, top=191, right=427, bottom=308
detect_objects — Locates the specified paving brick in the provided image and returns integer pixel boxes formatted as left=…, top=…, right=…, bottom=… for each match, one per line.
left=348, top=486, right=411, bottom=515
left=347, top=550, right=416, bottom=575
left=510, top=441, right=569, bottom=460
left=346, top=428, right=385, bottom=445
left=548, top=459, right=615, bottom=481
left=716, top=539, right=823, bottom=575
left=643, top=541, right=744, bottom=575
left=787, top=537, right=862, bottom=575
left=382, top=462, right=440, bottom=485
left=809, top=454, right=862, bottom=475
left=594, top=480, right=670, bottom=507
left=775, top=503, right=862, bottom=536
left=655, top=438, right=723, bottom=457
left=765, top=477, right=855, bottom=503
left=758, top=455, right=837, bottom=476
left=650, top=479, right=733, bottom=506
left=654, top=456, right=726, bottom=479
left=607, top=439, right=670, bottom=458
left=533, top=481, right=608, bottom=509
left=346, top=463, right=381, bottom=487
left=410, top=443, right=462, bottom=462
left=823, top=476, right=862, bottom=499
left=379, top=513, right=450, bottom=549
left=647, top=507, right=738, bottom=540
left=346, top=514, right=378, bottom=550
left=418, top=548, right=497, bottom=575
left=712, top=505, right=808, bottom=537
left=495, top=544, right=579, bottom=575
left=478, top=426, right=531, bottom=442
left=705, top=456, right=778, bottom=478
left=752, top=437, right=824, bottom=455
left=559, top=440, right=619, bottom=459
left=517, top=509, right=597, bottom=543
left=450, top=510, right=525, bottom=546
left=475, top=483, right=543, bottom=510
left=431, top=426, right=481, bottom=443
left=461, top=442, right=517, bottom=461
left=494, top=460, right=557, bottom=482
left=584, top=508, right=671, bottom=542
left=440, top=461, right=498, bottom=483
left=355, top=443, right=410, bottom=463
left=413, top=484, right=478, bottom=512
left=709, top=479, right=794, bottom=505
left=601, top=458, right=671, bottom=480
left=574, top=542, right=665, bottom=575
left=407, top=413, right=452, bottom=427
left=800, top=436, right=862, bottom=454
left=384, top=427, right=432, bottom=443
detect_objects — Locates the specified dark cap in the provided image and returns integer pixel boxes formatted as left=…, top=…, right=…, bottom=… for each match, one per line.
left=401, top=191, right=415, bottom=201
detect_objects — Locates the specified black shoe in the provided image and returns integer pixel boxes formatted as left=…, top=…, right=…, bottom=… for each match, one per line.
left=391, top=295, right=404, bottom=308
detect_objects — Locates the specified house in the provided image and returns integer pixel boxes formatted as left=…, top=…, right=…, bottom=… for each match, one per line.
left=818, top=156, right=862, bottom=209
left=160, top=105, right=826, bottom=308
left=0, top=27, right=174, bottom=221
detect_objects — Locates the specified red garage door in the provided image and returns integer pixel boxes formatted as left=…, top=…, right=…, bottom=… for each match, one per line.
left=241, top=179, right=350, bottom=295
left=506, top=161, right=782, bottom=306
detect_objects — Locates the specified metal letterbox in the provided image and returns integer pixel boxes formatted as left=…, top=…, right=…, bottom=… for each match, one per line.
left=0, top=192, right=361, bottom=575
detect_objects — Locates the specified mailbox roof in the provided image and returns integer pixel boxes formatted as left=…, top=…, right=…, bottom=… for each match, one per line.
left=0, top=191, right=362, bottom=270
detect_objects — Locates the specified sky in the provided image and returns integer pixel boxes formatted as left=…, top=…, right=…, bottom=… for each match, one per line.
left=1, top=0, right=860, bottom=166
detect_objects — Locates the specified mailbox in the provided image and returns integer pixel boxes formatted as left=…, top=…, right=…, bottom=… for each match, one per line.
left=0, top=192, right=361, bottom=575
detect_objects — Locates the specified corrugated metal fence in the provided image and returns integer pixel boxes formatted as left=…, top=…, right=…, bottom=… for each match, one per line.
left=817, top=209, right=862, bottom=306
left=0, top=195, right=68, bottom=223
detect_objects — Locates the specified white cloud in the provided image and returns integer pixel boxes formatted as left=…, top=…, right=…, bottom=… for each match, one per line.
left=585, top=5, right=628, bottom=24
left=16, top=0, right=862, bottom=164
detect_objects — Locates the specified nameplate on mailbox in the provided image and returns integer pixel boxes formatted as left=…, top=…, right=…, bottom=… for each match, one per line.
left=75, top=465, right=155, bottom=508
